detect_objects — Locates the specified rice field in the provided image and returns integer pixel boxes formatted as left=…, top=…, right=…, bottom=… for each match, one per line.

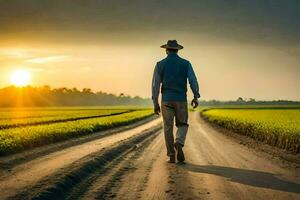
left=201, top=108, right=300, bottom=153
left=0, top=109, right=131, bottom=129
left=0, top=107, right=153, bottom=155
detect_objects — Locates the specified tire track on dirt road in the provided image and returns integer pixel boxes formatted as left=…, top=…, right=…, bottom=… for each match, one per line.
left=15, top=126, right=161, bottom=200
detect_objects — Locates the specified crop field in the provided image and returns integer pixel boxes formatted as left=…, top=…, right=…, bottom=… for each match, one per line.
left=201, top=108, right=300, bottom=153
left=0, top=109, right=131, bottom=129
left=0, top=107, right=153, bottom=155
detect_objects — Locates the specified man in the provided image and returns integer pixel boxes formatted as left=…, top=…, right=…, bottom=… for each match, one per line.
left=152, top=40, right=200, bottom=163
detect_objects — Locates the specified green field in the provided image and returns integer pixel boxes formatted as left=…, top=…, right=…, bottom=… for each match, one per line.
left=0, top=109, right=131, bottom=129
left=201, top=108, right=300, bottom=153
left=0, top=107, right=153, bottom=155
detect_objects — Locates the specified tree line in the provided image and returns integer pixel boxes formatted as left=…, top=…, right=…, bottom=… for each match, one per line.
left=0, top=86, right=152, bottom=107
left=199, top=97, right=300, bottom=106
left=0, top=86, right=298, bottom=107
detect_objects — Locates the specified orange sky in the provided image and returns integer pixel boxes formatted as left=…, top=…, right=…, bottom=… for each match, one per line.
left=0, top=1, right=299, bottom=100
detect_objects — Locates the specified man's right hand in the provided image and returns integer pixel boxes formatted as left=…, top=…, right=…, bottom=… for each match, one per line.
left=191, top=98, right=199, bottom=109
left=154, top=104, right=161, bottom=115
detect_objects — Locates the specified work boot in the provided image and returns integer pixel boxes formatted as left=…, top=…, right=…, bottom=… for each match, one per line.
left=168, top=155, right=176, bottom=163
left=175, top=142, right=185, bottom=162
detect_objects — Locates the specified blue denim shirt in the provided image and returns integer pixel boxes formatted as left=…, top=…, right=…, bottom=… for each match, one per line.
left=152, top=53, right=200, bottom=105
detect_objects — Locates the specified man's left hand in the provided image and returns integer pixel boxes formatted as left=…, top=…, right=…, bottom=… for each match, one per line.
left=191, top=98, right=198, bottom=109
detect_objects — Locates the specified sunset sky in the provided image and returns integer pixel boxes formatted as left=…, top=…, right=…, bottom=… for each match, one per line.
left=0, top=0, right=299, bottom=100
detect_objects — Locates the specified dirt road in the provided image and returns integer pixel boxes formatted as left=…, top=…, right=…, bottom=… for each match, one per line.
left=0, top=112, right=299, bottom=200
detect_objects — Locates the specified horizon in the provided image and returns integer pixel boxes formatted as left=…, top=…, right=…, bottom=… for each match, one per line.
left=1, top=84, right=300, bottom=103
left=0, top=0, right=299, bottom=101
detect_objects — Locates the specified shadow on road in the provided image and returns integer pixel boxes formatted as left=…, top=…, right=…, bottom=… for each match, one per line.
left=180, top=163, right=300, bottom=194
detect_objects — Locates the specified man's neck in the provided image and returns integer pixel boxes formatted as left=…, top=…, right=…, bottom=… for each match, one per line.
left=167, top=52, right=178, bottom=57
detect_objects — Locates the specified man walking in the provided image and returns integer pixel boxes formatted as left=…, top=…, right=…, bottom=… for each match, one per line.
left=152, top=40, right=200, bottom=163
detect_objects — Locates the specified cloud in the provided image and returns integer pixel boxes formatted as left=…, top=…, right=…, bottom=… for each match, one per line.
left=28, top=67, right=45, bottom=72
left=25, top=55, right=70, bottom=64
left=81, top=66, right=92, bottom=71
left=0, top=49, right=29, bottom=58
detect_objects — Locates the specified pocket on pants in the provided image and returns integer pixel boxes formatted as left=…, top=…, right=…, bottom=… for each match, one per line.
left=175, top=102, right=188, bottom=127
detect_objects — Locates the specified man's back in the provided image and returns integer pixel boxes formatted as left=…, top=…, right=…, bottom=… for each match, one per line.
left=152, top=52, right=200, bottom=106
left=157, top=53, right=190, bottom=102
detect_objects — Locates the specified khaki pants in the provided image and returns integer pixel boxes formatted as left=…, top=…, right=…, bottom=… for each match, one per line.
left=161, top=101, right=189, bottom=156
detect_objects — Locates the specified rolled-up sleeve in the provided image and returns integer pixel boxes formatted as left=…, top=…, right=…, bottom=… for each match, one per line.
left=152, top=63, right=161, bottom=105
left=187, top=62, right=200, bottom=98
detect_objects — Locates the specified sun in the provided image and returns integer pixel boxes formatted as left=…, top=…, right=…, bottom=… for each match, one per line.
left=10, top=69, right=31, bottom=87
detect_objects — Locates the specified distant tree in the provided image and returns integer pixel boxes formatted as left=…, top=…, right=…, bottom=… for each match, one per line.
left=82, top=88, right=92, bottom=93
left=53, top=87, right=69, bottom=93
left=71, top=87, right=80, bottom=92
left=42, top=85, right=51, bottom=91
left=248, top=98, right=256, bottom=102
left=237, top=97, right=244, bottom=102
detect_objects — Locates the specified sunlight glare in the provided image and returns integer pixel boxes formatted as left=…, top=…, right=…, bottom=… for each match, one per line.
left=10, top=69, right=31, bottom=87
